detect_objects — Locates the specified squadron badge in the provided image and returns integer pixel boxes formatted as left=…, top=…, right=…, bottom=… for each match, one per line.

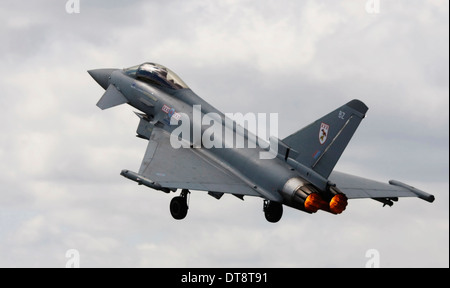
left=319, top=122, right=329, bottom=145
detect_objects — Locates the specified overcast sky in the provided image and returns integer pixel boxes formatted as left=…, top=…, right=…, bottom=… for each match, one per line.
left=0, top=0, right=448, bottom=268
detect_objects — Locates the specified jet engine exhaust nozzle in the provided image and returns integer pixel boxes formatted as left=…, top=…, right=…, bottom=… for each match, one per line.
left=281, top=177, right=348, bottom=214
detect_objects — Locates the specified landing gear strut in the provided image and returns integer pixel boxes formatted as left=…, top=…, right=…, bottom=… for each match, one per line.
left=170, top=189, right=190, bottom=220
left=264, top=200, right=283, bottom=223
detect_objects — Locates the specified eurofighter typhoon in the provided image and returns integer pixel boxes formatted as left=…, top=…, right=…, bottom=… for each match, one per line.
left=88, top=62, right=434, bottom=223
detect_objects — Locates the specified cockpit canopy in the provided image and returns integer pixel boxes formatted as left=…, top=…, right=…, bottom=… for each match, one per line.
left=124, top=62, right=189, bottom=90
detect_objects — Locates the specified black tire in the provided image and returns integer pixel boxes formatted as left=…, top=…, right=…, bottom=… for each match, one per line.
left=264, top=201, right=283, bottom=223
left=170, top=196, right=188, bottom=220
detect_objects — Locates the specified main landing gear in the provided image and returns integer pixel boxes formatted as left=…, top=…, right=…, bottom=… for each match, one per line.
left=170, top=189, right=190, bottom=220
left=169, top=190, right=283, bottom=223
left=264, top=200, right=283, bottom=223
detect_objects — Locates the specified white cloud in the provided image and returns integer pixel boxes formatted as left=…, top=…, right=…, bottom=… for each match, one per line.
left=140, top=0, right=345, bottom=73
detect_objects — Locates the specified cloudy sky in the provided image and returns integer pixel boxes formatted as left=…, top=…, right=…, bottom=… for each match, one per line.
left=0, top=0, right=448, bottom=268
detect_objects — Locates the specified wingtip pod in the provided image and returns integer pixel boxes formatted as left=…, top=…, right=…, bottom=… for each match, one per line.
left=389, top=180, right=435, bottom=203
left=120, top=169, right=171, bottom=193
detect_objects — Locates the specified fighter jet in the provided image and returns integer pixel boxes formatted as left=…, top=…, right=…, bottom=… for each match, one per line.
left=88, top=62, right=435, bottom=223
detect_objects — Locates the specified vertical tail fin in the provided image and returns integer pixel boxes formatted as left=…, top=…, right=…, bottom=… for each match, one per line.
left=282, top=99, right=368, bottom=178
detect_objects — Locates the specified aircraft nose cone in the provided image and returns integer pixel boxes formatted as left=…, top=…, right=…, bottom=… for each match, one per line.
left=88, top=68, right=118, bottom=90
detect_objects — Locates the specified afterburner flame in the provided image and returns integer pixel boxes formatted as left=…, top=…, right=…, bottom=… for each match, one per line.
left=304, top=193, right=328, bottom=213
left=329, top=194, right=348, bottom=214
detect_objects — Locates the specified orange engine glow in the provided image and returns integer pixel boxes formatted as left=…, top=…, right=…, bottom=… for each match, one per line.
left=329, top=194, right=348, bottom=214
left=304, top=193, right=328, bottom=213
